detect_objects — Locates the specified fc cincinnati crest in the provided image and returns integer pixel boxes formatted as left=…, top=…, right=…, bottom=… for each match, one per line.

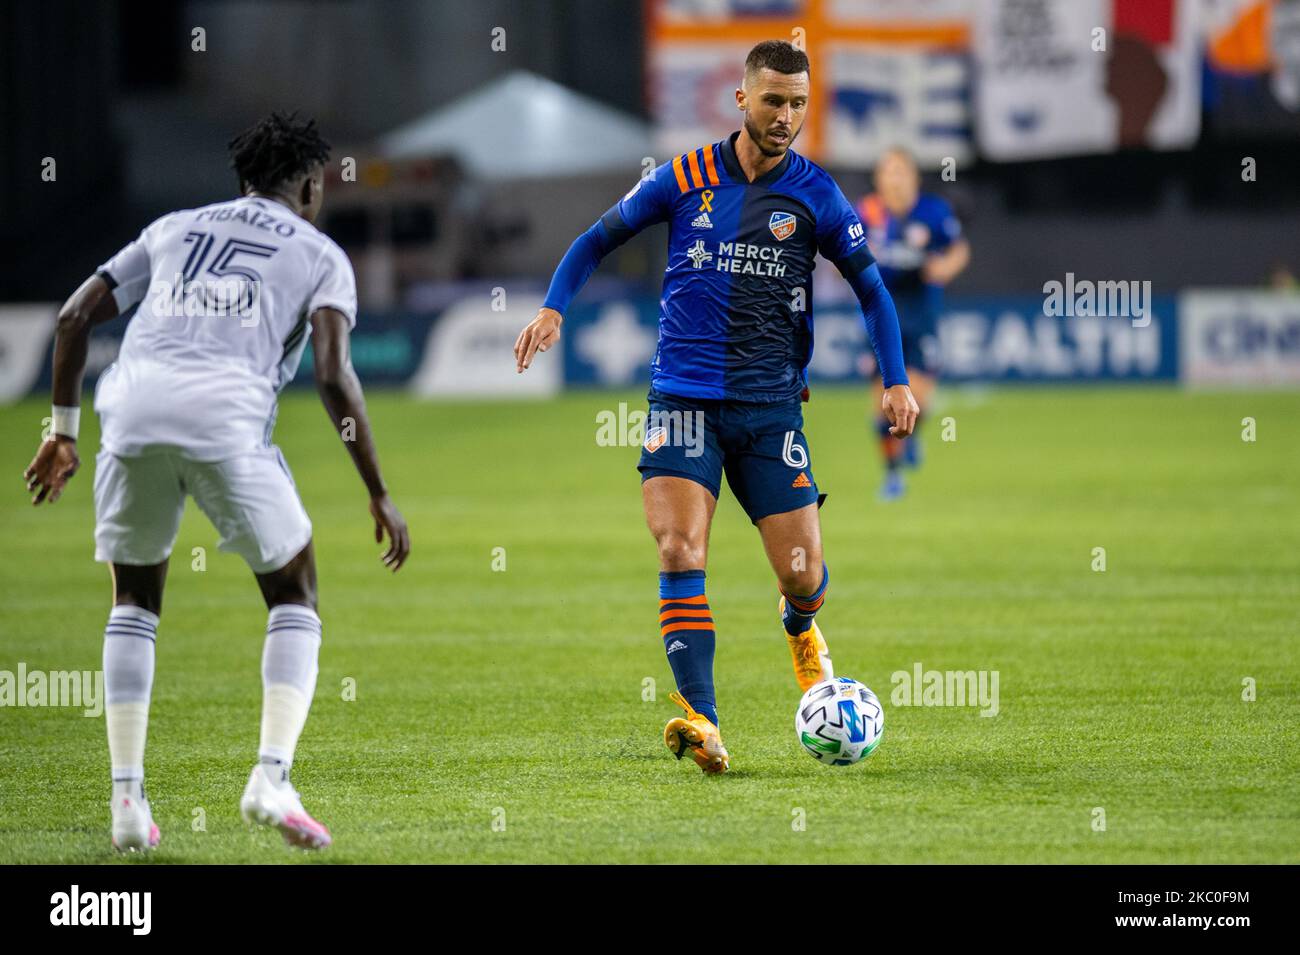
left=643, top=426, right=668, bottom=453
left=769, top=211, right=797, bottom=241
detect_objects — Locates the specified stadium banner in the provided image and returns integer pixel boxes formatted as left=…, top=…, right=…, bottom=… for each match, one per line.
left=973, top=0, right=1201, bottom=159
left=408, top=297, right=562, bottom=398
left=20, top=309, right=438, bottom=397
left=1179, top=289, right=1300, bottom=388
left=0, top=305, right=56, bottom=402
left=1203, top=0, right=1300, bottom=140
left=646, top=0, right=972, bottom=170
left=10, top=300, right=561, bottom=404
left=823, top=45, right=973, bottom=170
left=563, top=293, right=1179, bottom=385
left=0, top=290, right=1201, bottom=402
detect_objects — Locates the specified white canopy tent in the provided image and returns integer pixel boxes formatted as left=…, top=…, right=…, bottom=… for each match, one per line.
left=375, top=70, right=653, bottom=179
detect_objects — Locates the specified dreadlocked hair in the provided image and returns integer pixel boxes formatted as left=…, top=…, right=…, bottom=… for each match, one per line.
left=228, top=112, right=331, bottom=194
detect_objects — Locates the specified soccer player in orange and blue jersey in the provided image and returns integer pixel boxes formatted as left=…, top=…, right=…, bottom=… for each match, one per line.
left=514, top=41, right=917, bottom=773
left=859, top=147, right=969, bottom=499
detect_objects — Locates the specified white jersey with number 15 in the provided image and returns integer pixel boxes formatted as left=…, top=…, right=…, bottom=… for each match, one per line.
left=93, top=195, right=356, bottom=461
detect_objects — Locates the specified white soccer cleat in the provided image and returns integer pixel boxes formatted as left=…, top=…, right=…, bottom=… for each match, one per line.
left=240, top=764, right=332, bottom=850
left=111, top=789, right=161, bottom=853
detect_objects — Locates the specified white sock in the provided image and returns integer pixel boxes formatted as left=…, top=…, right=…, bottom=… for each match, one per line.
left=111, top=779, right=145, bottom=803
left=103, top=605, right=158, bottom=786
left=259, top=604, right=322, bottom=776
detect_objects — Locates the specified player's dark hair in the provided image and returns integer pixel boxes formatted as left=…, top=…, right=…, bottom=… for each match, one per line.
left=228, top=112, right=331, bottom=194
left=745, top=40, right=810, bottom=78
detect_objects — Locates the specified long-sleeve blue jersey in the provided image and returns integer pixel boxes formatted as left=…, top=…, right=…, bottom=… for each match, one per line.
left=544, top=130, right=908, bottom=401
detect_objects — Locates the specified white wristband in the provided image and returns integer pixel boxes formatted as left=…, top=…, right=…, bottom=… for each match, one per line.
left=51, top=405, right=80, bottom=440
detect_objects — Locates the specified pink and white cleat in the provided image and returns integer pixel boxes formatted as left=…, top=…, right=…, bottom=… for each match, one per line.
left=111, top=787, right=161, bottom=853
left=240, top=764, right=332, bottom=850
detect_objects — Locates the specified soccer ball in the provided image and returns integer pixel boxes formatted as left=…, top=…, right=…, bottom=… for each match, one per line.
left=795, top=677, right=884, bottom=765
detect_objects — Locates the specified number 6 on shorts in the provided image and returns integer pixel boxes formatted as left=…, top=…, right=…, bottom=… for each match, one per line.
left=782, top=430, right=808, bottom=469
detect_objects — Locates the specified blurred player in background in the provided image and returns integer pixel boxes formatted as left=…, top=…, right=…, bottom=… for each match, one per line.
left=515, top=41, right=916, bottom=774
left=22, top=113, right=410, bottom=852
left=858, top=147, right=969, bottom=500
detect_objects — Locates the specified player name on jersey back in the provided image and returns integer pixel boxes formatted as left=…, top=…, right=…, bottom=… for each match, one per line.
left=192, top=201, right=301, bottom=237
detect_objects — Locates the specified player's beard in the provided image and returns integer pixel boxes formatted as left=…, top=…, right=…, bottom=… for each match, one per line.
left=744, top=113, right=799, bottom=158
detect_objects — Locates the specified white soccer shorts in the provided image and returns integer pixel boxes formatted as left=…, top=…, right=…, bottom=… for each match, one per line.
left=93, top=446, right=312, bottom=574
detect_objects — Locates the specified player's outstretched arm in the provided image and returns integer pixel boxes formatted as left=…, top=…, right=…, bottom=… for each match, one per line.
left=845, top=263, right=919, bottom=437
left=23, top=274, right=119, bottom=505
left=516, top=167, right=673, bottom=373
left=514, top=218, right=613, bottom=372
left=310, top=307, right=410, bottom=571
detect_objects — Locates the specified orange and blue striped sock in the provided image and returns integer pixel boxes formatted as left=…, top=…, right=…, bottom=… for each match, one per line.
left=782, top=565, right=829, bottom=636
left=877, top=417, right=903, bottom=470
left=659, top=570, right=717, bottom=726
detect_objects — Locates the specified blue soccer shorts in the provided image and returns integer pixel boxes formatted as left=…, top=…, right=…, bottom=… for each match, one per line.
left=636, top=388, right=820, bottom=523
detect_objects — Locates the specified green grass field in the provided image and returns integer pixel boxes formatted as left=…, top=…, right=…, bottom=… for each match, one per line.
left=1, top=385, right=1296, bottom=863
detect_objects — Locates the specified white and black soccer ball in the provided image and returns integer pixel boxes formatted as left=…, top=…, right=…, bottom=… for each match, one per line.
left=795, top=677, right=884, bottom=765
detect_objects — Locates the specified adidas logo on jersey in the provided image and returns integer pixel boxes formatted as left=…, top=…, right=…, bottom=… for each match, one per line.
left=665, top=639, right=688, bottom=655
left=792, top=472, right=812, bottom=489
left=691, top=211, right=713, bottom=230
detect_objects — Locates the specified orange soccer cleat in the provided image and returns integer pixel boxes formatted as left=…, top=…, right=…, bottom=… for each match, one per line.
left=664, top=691, right=729, bottom=774
left=780, top=595, right=834, bottom=692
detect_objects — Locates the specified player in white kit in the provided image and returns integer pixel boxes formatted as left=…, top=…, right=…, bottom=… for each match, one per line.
left=23, top=113, right=410, bottom=852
